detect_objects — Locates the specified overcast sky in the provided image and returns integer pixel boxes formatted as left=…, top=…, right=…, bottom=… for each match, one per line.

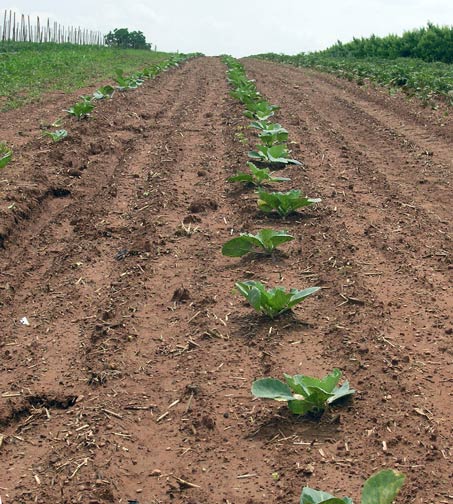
left=5, top=0, right=453, bottom=56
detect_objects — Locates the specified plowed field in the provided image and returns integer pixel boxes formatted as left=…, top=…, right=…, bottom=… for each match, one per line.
left=0, top=57, right=451, bottom=504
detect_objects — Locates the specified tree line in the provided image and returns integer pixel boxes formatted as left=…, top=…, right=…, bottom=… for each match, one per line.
left=318, top=24, right=453, bottom=64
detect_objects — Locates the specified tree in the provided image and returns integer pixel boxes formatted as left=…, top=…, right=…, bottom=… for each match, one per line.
left=104, top=28, right=151, bottom=50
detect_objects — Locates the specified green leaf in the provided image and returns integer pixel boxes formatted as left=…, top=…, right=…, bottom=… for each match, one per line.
left=252, top=145, right=300, bottom=165
left=287, top=287, right=321, bottom=308
left=328, top=380, right=356, bottom=404
left=248, top=150, right=263, bottom=160
left=0, top=143, right=13, bottom=169
left=65, top=100, right=95, bottom=119
left=256, top=229, right=294, bottom=251
left=301, top=487, right=353, bottom=504
left=234, top=281, right=253, bottom=298
left=284, top=374, right=306, bottom=396
left=298, top=368, right=342, bottom=393
left=289, top=399, right=318, bottom=415
left=235, top=280, right=319, bottom=319
left=265, top=287, right=292, bottom=313
left=282, top=369, right=353, bottom=415
left=227, top=173, right=254, bottom=183
left=227, top=163, right=290, bottom=187
left=302, top=389, right=335, bottom=413
left=222, top=236, right=255, bottom=257
left=252, top=378, right=294, bottom=402
left=249, top=120, right=268, bottom=130
left=93, top=85, right=115, bottom=99
left=44, top=129, right=68, bottom=142
left=248, top=285, right=263, bottom=312
left=257, top=189, right=321, bottom=216
left=223, top=230, right=293, bottom=257
left=361, top=469, right=405, bottom=504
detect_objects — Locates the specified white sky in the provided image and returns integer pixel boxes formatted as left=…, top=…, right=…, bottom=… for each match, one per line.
left=5, top=0, right=453, bottom=56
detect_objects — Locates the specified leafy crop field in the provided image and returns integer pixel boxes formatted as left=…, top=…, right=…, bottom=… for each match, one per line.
left=0, top=42, right=174, bottom=110
left=255, top=54, right=453, bottom=104
left=0, top=53, right=451, bottom=504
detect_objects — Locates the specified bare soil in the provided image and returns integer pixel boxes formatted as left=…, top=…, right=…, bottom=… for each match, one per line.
left=0, top=57, right=451, bottom=504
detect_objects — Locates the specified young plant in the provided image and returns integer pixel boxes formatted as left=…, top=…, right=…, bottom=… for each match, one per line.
left=248, top=144, right=301, bottom=165
left=250, top=122, right=289, bottom=146
left=43, top=129, right=68, bottom=142
left=114, top=69, right=143, bottom=90
left=230, top=82, right=261, bottom=103
left=227, top=162, right=290, bottom=187
left=300, top=469, right=405, bottom=504
left=142, top=66, right=160, bottom=78
left=244, top=100, right=279, bottom=120
left=222, top=229, right=294, bottom=257
left=65, top=98, right=95, bottom=119
left=93, top=85, right=115, bottom=100
left=257, top=189, right=321, bottom=217
left=252, top=368, right=355, bottom=415
left=0, top=142, right=13, bottom=169
left=235, top=280, right=320, bottom=319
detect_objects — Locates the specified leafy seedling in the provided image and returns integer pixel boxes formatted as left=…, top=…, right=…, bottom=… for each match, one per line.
left=227, top=162, right=290, bottom=187
left=93, top=85, right=115, bottom=100
left=257, top=189, right=321, bottom=217
left=43, top=129, right=68, bottom=142
left=230, top=83, right=261, bottom=103
left=250, top=122, right=289, bottom=146
left=222, top=229, right=294, bottom=257
left=249, top=144, right=301, bottom=165
left=114, top=69, right=132, bottom=89
left=0, top=142, right=13, bottom=169
left=114, top=69, right=143, bottom=90
left=252, top=368, right=355, bottom=416
left=300, top=469, right=405, bottom=504
left=142, top=66, right=160, bottom=78
left=65, top=99, right=95, bottom=119
left=244, top=100, right=279, bottom=120
left=235, top=280, right=320, bottom=319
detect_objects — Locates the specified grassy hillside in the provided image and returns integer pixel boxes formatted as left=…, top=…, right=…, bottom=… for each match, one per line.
left=0, top=42, right=174, bottom=110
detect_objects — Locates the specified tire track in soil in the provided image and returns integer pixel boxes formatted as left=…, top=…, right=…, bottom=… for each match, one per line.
left=243, top=59, right=452, bottom=503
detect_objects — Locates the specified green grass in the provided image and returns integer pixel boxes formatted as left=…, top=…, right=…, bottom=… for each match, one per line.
left=0, top=42, right=175, bottom=111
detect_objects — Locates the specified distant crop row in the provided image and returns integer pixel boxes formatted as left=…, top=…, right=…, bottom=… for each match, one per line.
left=0, top=54, right=198, bottom=168
left=222, top=55, right=405, bottom=503
left=254, top=53, right=453, bottom=105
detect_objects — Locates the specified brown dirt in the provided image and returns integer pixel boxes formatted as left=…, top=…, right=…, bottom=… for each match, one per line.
left=0, top=56, right=451, bottom=504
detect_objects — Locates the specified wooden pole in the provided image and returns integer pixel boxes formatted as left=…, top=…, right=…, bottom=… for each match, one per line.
left=8, top=10, right=12, bottom=41
left=2, top=10, right=6, bottom=41
left=0, top=11, right=107, bottom=46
